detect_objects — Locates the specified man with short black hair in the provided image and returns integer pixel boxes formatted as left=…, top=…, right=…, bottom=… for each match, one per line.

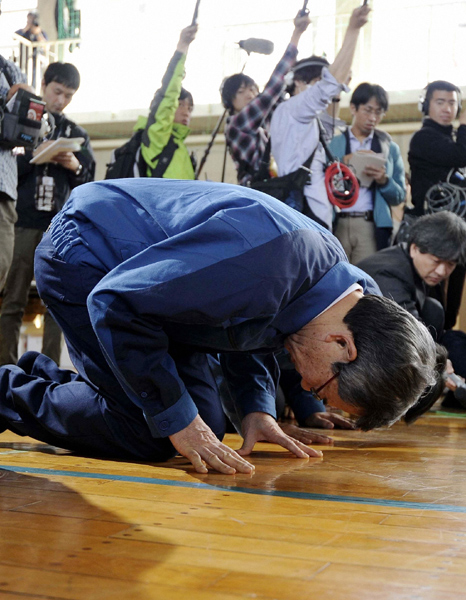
left=0, top=180, right=437, bottom=473
left=358, top=211, right=466, bottom=409
left=0, top=61, right=95, bottom=367
left=329, top=82, right=405, bottom=263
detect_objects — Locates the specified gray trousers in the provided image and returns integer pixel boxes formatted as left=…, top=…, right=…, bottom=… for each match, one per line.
left=0, top=196, right=17, bottom=292
left=0, top=227, right=62, bottom=366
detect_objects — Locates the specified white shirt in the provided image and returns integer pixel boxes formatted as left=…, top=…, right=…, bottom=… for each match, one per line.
left=313, top=283, right=363, bottom=320
left=270, top=68, right=346, bottom=229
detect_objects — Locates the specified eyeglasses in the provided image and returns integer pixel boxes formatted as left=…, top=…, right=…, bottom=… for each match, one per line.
left=360, top=106, right=385, bottom=118
left=309, top=371, right=340, bottom=403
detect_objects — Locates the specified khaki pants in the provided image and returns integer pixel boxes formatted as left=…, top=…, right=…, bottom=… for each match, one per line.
left=334, top=216, right=377, bottom=265
left=0, top=227, right=62, bottom=366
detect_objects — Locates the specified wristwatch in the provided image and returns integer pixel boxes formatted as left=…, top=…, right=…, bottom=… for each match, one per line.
left=75, top=163, right=83, bottom=176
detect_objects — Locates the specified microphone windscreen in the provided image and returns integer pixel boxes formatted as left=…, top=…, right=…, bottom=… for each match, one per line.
left=238, top=38, right=274, bottom=55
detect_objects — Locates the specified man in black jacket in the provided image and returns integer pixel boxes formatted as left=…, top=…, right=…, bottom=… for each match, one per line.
left=0, top=62, right=95, bottom=366
left=358, top=211, right=466, bottom=408
left=409, top=80, right=466, bottom=215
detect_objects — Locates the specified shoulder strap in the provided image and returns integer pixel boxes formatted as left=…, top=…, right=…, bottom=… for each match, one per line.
left=253, top=136, right=272, bottom=182
left=343, top=128, right=351, bottom=155
left=372, top=129, right=391, bottom=158
left=316, top=117, right=337, bottom=165
left=147, top=134, right=178, bottom=178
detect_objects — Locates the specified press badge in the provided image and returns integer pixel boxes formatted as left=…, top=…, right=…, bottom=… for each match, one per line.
left=35, top=175, right=55, bottom=211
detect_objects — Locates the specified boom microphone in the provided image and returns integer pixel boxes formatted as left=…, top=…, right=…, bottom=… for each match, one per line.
left=238, top=38, right=274, bottom=55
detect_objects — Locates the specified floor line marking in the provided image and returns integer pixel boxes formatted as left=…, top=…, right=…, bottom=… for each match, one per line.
left=1, top=464, right=466, bottom=513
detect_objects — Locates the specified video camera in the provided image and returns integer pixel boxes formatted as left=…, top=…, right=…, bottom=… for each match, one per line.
left=0, top=88, right=46, bottom=150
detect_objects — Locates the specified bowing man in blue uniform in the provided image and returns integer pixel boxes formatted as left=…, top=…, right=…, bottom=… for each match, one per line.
left=0, top=180, right=437, bottom=474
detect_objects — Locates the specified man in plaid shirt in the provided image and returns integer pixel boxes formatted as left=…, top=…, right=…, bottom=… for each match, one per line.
left=220, top=12, right=310, bottom=186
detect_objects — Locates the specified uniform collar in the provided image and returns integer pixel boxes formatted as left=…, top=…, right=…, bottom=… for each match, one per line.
left=273, top=262, right=379, bottom=335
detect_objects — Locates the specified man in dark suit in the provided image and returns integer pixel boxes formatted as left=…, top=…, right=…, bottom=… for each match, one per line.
left=358, top=211, right=466, bottom=408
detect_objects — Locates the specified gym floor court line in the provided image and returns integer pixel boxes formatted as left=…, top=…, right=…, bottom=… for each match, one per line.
left=1, top=411, right=466, bottom=599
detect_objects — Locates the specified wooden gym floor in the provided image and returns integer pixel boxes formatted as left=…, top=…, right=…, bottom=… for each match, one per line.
left=1, top=409, right=466, bottom=600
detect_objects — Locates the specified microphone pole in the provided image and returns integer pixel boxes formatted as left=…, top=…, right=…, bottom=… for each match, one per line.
left=195, top=108, right=228, bottom=180
left=191, top=0, right=201, bottom=25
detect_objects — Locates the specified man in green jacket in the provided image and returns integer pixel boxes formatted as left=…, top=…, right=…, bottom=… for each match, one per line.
left=134, top=23, right=197, bottom=179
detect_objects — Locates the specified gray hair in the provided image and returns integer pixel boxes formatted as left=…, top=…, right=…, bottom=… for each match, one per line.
left=336, top=295, right=437, bottom=430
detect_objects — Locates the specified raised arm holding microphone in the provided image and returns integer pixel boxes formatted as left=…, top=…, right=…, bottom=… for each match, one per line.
left=270, top=3, right=370, bottom=229
left=220, top=11, right=311, bottom=186
left=135, top=23, right=198, bottom=179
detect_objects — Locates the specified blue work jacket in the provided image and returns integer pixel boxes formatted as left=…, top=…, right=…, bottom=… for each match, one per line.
left=49, top=179, right=380, bottom=437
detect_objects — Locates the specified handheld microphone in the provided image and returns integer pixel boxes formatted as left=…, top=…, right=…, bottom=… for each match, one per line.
left=237, top=38, right=274, bottom=56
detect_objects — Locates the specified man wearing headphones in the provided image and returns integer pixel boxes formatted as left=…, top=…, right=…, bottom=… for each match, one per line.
left=408, top=81, right=466, bottom=331
left=270, top=4, right=370, bottom=229
left=409, top=80, right=466, bottom=216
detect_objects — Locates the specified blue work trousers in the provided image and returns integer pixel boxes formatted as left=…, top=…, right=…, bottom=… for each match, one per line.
left=0, top=233, right=225, bottom=460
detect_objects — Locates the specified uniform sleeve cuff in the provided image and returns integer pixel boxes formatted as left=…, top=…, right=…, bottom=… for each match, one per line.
left=239, top=391, right=277, bottom=420
left=291, top=397, right=326, bottom=426
left=143, top=389, right=198, bottom=438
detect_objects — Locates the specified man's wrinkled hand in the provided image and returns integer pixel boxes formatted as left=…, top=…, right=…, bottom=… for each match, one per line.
left=304, top=411, right=356, bottom=430
left=238, top=412, right=323, bottom=458
left=169, top=415, right=254, bottom=475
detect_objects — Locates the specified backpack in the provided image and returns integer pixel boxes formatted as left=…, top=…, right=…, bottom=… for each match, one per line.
left=105, top=129, right=145, bottom=179
left=105, top=130, right=180, bottom=180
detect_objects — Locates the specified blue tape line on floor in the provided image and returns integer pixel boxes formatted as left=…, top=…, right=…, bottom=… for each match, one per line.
left=2, top=463, right=466, bottom=513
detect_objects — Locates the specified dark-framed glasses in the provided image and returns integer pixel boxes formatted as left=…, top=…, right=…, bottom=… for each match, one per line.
left=309, top=371, right=339, bottom=402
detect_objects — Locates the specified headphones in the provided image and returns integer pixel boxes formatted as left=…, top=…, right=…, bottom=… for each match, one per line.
left=284, top=57, right=329, bottom=88
left=418, top=81, right=462, bottom=116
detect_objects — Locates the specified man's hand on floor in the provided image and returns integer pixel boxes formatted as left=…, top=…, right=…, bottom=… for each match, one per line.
left=169, top=414, right=255, bottom=475
left=238, top=412, right=323, bottom=459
